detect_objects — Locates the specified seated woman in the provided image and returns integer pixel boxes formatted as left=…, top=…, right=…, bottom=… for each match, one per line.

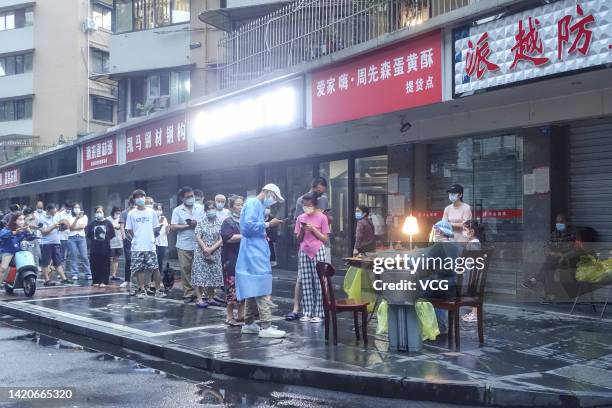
left=0, top=212, right=36, bottom=284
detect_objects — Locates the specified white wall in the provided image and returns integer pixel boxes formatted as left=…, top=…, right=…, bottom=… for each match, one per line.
left=0, top=72, right=32, bottom=99
left=0, top=0, right=34, bottom=9
left=109, top=23, right=191, bottom=74
left=0, top=25, right=33, bottom=54
left=0, top=119, right=32, bottom=136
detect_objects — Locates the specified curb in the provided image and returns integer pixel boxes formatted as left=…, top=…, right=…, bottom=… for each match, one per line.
left=1, top=301, right=611, bottom=408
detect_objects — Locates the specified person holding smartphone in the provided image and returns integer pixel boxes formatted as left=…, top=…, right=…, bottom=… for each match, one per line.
left=294, top=193, right=329, bottom=323
left=66, top=202, right=92, bottom=280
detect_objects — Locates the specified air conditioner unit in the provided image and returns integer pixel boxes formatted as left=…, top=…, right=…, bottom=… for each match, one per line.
left=83, top=18, right=98, bottom=32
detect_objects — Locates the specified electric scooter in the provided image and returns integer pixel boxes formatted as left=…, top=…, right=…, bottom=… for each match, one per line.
left=4, top=241, right=38, bottom=297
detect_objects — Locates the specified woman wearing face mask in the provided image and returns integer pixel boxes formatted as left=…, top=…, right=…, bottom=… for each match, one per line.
left=221, top=196, right=245, bottom=325
left=0, top=212, right=36, bottom=284
left=154, top=203, right=169, bottom=275
left=353, top=205, right=375, bottom=255
left=86, top=206, right=115, bottom=287
left=107, top=206, right=123, bottom=281
left=192, top=200, right=224, bottom=308
left=442, top=184, right=472, bottom=242
left=66, top=202, right=92, bottom=281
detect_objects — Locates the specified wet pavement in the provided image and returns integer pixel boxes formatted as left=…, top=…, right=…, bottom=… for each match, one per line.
left=0, top=321, right=481, bottom=408
left=1, top=268, right=612, bottom=407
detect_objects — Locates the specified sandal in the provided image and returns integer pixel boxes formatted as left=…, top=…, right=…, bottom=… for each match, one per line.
left=285, top=312, right=301, bottom=321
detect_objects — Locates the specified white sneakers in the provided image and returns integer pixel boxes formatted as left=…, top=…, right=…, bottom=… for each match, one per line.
left=241, top=323, right=287, bottom=338
left=119, top=281, right=129, bottom=288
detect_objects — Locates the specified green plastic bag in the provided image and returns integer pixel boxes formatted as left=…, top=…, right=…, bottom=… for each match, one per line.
left=415, top=299, right=440, bottom=341
left=343, top=266, right=377, bottom=312
left=575, top=255, right=612, bottom=283
left=376, top=300, right=388, bottom=335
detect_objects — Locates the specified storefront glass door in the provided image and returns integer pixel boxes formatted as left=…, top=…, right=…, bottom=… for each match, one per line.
left=355, top=155, right=389, bottom=251
left=319, top=159, right=349, bottom=268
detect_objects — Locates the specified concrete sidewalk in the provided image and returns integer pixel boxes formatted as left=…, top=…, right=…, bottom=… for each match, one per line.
left=1, top=273, right=612, bottom=407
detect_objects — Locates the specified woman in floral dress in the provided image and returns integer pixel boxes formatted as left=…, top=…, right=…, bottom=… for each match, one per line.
left=192, top=200, right=223, bottom=308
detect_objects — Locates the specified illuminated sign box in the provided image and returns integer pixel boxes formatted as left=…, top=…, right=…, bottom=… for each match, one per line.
left=192, top=77, right=304, bottom=147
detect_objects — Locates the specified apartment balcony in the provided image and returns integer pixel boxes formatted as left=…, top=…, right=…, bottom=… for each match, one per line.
left=212, top=0, right=501, bottom=90
left=0, top=25, right=33, bottom=55
left=0, top=72, right=33, bottom=99
left=108, top=23, right=192, bottom=77
left=0, top=119, right=32, bottom=137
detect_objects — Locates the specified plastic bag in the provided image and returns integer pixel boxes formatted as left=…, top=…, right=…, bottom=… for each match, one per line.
left=343, top=266, right=377, bottom=312
left=575, top=255, right=612, bottom=283
left=415, top=299, right=440, bottom=341
left=376, top=300, right=388, bottom=335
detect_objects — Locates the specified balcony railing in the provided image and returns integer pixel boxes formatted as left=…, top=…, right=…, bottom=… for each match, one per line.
left=217, top=0, right=476, bottom=90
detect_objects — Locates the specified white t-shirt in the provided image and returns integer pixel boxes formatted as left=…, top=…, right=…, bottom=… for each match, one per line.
left=54, top=210, right=72, bottom=241
left=216, top=208, right=231, bottom=223
left=125, top=207, right=159, bottom=252
left=66, top=214, right=88, bottom=237
left=155, top=216, right=168, bottom=247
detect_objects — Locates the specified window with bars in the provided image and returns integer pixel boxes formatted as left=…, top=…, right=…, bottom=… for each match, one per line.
left=115, top=0, right=189, bottom=33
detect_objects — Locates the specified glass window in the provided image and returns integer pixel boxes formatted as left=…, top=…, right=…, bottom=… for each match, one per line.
left=171, top=0, right=189, bottom=23
left=91, top=49, right=109, bottom=74
left=115, top=0, right=133, bottom=33
left=5, top=56, right=15, bottom=76
left=92, top=97, right=114, bottom=122
left=24, top=99, right=32, bottom=118
left=0, top=58, right=5, bottom=76
left=14, top=100, right=25, bottom=120
left=15, top=55, right=23, bottom=74
left=92, top=4, right=112, bottom=31
left=355, top=155, right=389, bottom=250
left=148, top=75, right=160, bottom=98
left=14, top=8, right=25, bottom=28
left=156, top=0, right=170, bottom=26
left=24, top=53, right=33, bottom=72
left=0, top=14, right=5, bottom=31
left=178, top=70, right=190, bottom=103
left=5, top=11, right=14, bottom=30
left=130, top=76, right=147, bottom=117
left=25, top=7, right=33, bottom=26
left=159, top=73, right=170, bottom=96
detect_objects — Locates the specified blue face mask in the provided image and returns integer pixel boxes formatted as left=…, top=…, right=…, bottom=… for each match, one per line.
left=556, top=223, right=566, bottom=232
left=135, top=198, right=145, bottom=207
left=355, top=212, right=364, bottom=220
left=206, top=210, right=216, bottom=219
left=263, top=195, right=276, bottom=208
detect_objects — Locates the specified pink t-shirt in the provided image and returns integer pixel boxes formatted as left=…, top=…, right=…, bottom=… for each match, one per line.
left=295, top=212, right=330, bottom=259
left=443, top=202, right=472, bottom=241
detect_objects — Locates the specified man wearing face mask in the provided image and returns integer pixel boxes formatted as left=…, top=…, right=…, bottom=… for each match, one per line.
left=194, top=189, right=205, bottom=206
left=522, top=213, right=576, bottom=304
left=236, top=184, right=287, bottom=338
left=66, top=202, right=92, bottom=281
left=170, top=186, right=204, bottom=303
left=442, top=184, right=472, bottom=242
left=214, top=194, right=231, bottom=223
left=55, top=201, right=73, bottom=268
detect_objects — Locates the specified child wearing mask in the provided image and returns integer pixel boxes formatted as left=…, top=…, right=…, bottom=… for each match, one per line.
left=86, top=206, right=115, bottom=287
left=108, top=207, right=123, bottom=281
left=294, top=193, right=329, bottom=323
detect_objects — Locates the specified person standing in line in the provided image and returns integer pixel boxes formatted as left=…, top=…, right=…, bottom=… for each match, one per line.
left=353, top=205, right=376, bottom=255
left=170, top=187, right=203, bottom=303
left=125, top=189, right=166, bottom=299
left=221, top=195, right=245, bottom=325
left=194, top=189, right=205, bottom=206
left=86, top=206, right=115, bottom=287
left=55, top=201, right=72, bottom=269
left=23, top=207, right=42, bottom=270
left=214, top=194, right=231, bottom=223
left=192, top=200, right=224, bottom=308
left=66, top=202, right=92, bottom=281
left=154, top=203, right=169, bottom=277
left=119, top=198, right=134, bottom=291
left=285, top=177, right=329, bottom=321
left=39, top=203, right=73, bottom=286
left=236, top=184, right=286, bottom=338
left=107, top=207, right=123, bottom=281
left=294, top=193, right=329, bottom=323
left=442, top=184, right=472, bottom=242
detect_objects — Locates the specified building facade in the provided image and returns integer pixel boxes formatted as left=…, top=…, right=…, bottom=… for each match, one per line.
left=0, top=0, right=116, bottom=163
left=0, top=0, right=611, bottom=302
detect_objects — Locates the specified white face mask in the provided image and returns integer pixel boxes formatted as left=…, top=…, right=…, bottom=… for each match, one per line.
left=449, top=193, right=459, bottom=203
left=462, top=230, right=469, bottom=238
left=95, top=212, right=104, bottom=221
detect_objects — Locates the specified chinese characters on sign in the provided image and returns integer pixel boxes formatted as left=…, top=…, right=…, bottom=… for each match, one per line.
left=414, top=209, right=522, bottom=219
left=454, top=0, right=612, bottom=96
left=82, top=136, right=117, bottom=172
left=0, top=167, right=20, bottom=190
left=312, top=31, right=441, bottom=127
left=125, top=114, right=188, bottom=162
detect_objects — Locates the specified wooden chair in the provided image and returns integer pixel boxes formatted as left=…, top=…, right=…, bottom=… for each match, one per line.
left=429, top=249, right=493, bottom=349
left=316, top=262, right=369, bottom=346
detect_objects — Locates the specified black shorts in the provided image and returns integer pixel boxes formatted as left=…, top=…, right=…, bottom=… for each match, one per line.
left=41, top=244, right=63, bottom=268
left=110, top=248, right=123, bottom=257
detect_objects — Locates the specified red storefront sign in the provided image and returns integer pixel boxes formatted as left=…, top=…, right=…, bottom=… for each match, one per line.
left=82, top=135, right=117, bottom=172
left=311, top=30, right=442, bottom=127
left=125, top=114, right=188, bottom=162
left=0, top=167, right=20, bottom=190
